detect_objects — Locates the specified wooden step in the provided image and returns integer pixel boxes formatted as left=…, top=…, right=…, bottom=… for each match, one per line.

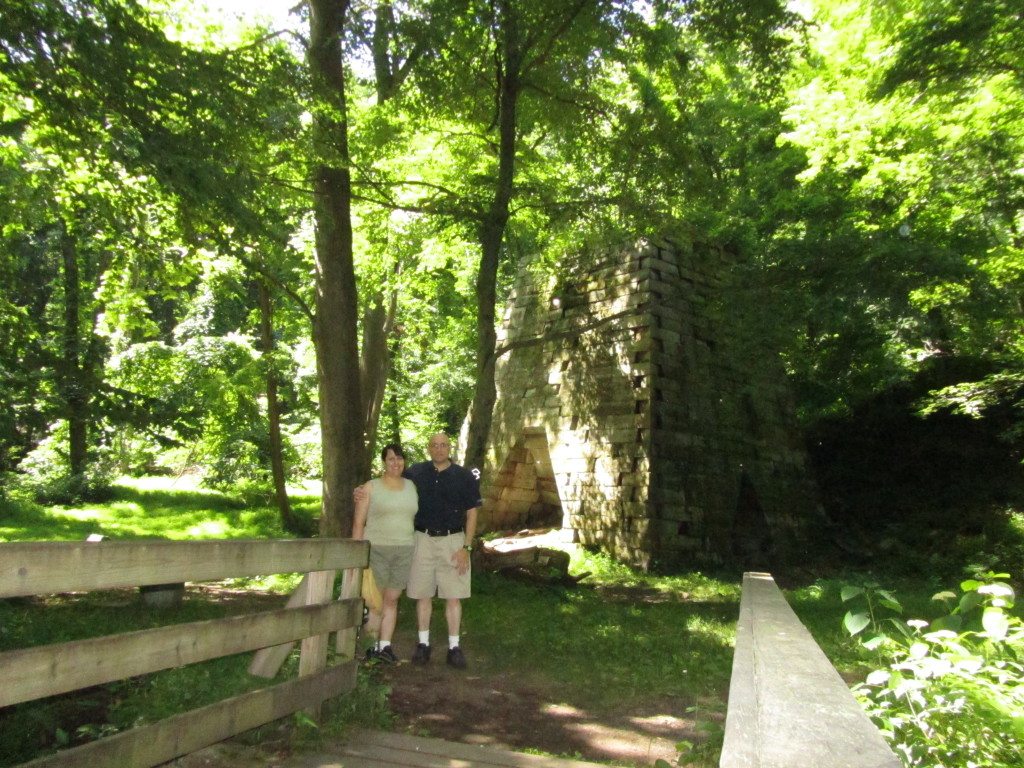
left=284, top=728, right=623, bottom=768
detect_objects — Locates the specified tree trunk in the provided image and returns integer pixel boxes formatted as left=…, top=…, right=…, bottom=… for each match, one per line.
left=358, top=286, right=397, bottom=476
left=356, top=7, right=421, bottom=474
left=309, top=0, right=363, bottom=538
left=59, top=224, right=88, bottom=477
left=258, top=279, right=299, bottom=534
left=464, top=1, right=521, bottom=476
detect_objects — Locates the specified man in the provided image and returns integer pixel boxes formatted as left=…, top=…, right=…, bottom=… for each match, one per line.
left=354, top=432, right=482, bottom=668
left=403, top=433, right=482, bottom=669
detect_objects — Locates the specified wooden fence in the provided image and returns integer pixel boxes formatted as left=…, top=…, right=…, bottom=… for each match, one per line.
left=0, top=538, right=369, bottom=768
left=719, top=572, right=902, bottom=768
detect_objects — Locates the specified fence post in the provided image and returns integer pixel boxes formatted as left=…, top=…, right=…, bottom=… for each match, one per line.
left=298, top=569, right=336, bottom=720
left=248, top=574, right=310, bottom=678
left=335, top=567, right=362, bottom=661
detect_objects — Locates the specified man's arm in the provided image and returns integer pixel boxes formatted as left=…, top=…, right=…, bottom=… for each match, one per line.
left=453, top=505, right=478, bottom=575
left=352, top=483, right=371, bottom=539
left=463, top=505, right=478, bottom=549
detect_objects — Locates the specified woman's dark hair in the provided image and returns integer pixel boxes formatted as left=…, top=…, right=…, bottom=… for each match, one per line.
left=381, top=443, right=406, bottom=462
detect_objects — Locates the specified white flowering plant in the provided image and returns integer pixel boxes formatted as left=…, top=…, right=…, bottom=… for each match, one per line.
left=843, top=575, right=1024, bottom=768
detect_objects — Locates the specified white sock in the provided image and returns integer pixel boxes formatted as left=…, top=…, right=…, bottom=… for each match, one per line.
left=449, top=635, right=460, bottom=649
left=378, top=640, right=390, bottom=651
left=419, top=630, right=430, bottom=645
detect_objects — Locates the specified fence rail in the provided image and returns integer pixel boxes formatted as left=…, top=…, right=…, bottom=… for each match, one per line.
left=719, top=572, right=901, bottom=768
left=0, top=538, right=369, bottom=768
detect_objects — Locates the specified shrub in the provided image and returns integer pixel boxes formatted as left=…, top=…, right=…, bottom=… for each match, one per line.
left=843, top=576, right=1024, bottom=767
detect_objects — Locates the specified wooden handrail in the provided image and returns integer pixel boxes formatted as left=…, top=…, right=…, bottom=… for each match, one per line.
left=719, top=572, right=901, bottom=768
left=0, top=538, right=367, bottom=597
left=0, top=538, right=370, bottom=768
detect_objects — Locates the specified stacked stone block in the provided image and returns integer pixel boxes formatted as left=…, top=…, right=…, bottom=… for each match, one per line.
left=481, top=239, right=819, bottom=569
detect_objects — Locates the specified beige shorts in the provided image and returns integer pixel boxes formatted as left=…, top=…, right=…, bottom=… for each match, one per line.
left=369, top=544, right=414, bottom=591
left=406, top=531, right=471, bottom=600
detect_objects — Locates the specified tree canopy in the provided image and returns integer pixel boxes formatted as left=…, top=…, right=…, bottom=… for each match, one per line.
left=1, top=0, right=1022, bottom=541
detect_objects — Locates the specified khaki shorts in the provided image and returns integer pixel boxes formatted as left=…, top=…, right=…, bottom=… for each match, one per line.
left=369, top=544, right=414, bottom=591
left=406, top=531, right=471, bottom=600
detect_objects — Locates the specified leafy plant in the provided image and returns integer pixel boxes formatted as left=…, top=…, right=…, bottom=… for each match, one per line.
left=841, top=582, right=911, bottom=653
left=844, top=575, right=1024, bottom=767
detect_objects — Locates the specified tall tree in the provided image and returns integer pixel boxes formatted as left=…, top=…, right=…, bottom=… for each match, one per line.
left=763, top=0, right=1024, bottom=420
left=307, top=0, right=364, bottom=537
left=395, top=0, right=634, bottom=474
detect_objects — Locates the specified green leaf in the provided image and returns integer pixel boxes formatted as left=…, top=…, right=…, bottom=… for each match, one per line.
left=865, top=669, right=890, bottom=686
left=930, top=614, right=962, bottom=632
left=887, top=670, right=904, bottom=690
left=886, top=617, right=914, bottom=640
left=875, top=589, right=900, bottom=606
left=841, top=586, right=865, bottom=602
left=960, top=590, right=983, bottom=615
left=862, top=634, right=886, bottom=650
left=982, top=608, right=1010, bottom=641
left=932, top=590, right=957, bottom=603
left=878, top=597, right=903, bottom=614
left=844, top=610, right=871, bottom=636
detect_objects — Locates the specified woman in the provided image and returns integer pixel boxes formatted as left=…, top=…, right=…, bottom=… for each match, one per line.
left=352, top=443, right=417, bottom=663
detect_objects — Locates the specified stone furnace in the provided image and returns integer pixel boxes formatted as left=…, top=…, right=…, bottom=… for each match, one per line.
left=475, top=239, right=820, bottom=569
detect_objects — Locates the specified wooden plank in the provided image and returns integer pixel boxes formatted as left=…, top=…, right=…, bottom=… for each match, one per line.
left=335, top=567, right=362, bottom=660
left=17, top=662, right=358, bottom=768
left=0, top=539, right=369, bottom=598
left=249, top=573, right=311, bottom=678
left=250, top=567, right=365, bottom=679
left=718, top=572, right=759, bottom=768
left=322, top=729, right=620, bottom=768
left=0, top=599, right=361, bottom=709
left=719, top=573, right=901, bottom=768
left=298, top=570, right=335, bottom=719
left=298, top=571, right=336, bottom=677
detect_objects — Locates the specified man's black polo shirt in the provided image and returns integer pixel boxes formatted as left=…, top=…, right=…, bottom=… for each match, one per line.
left=404, top=460, right=483, bottom=533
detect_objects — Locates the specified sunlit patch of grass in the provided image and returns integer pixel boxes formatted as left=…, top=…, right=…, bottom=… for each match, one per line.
left=0, top=476, right=315, bottom=542
left=184, top=520, right=233, bottom=537
left=564, top=546, right=742, bottom=602
left=219, top=573, right=304, bottom=593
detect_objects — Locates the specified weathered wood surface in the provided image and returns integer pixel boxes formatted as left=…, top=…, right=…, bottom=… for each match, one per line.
left=248, top=567, right=364, bottom=679
left=19, top=662, right=358, bottom=768
left=719, top=572, right=902, bottom=768
left=0, top=539, right=368, bottom=598
left=4, top=538, right=370, bottom=768
left=0, top=599, right=360, bottom=708
left=334, top=567, right=361, bottom=659
left=249, top=572, right=313, bottom=677
left=286, top=729, right=622, bottom=768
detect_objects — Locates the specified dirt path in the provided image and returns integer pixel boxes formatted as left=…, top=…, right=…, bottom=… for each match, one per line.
left=173, top=578, right=704, bottom=768
left=176, top=650, right=696, bottom=768
left=370, top=650, right=694, bottom=767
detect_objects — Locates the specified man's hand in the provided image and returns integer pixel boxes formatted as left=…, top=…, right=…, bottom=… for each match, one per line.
left=452, top=547, right=471, bottom=575
left=353, top=484, right=368, bottom=504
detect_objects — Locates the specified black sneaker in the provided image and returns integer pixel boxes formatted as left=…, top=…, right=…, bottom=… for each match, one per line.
left=446, top=646, right=467, bottom=669
left=411, top=642, right=431, bottom=665
left=377, top=645, right=398, bottom=664
left=364, top=647, right=378, bottom=664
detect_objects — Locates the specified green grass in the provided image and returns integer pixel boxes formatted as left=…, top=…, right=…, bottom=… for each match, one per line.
left=0, top=475, right=321, bottom=542
left=14, top=478, right=962, bottom=768
left=0, top=479, right=745, bottom=766
left=461, top=569, right=740, bottom=708
left=0, top=477, right=326, bottom=766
